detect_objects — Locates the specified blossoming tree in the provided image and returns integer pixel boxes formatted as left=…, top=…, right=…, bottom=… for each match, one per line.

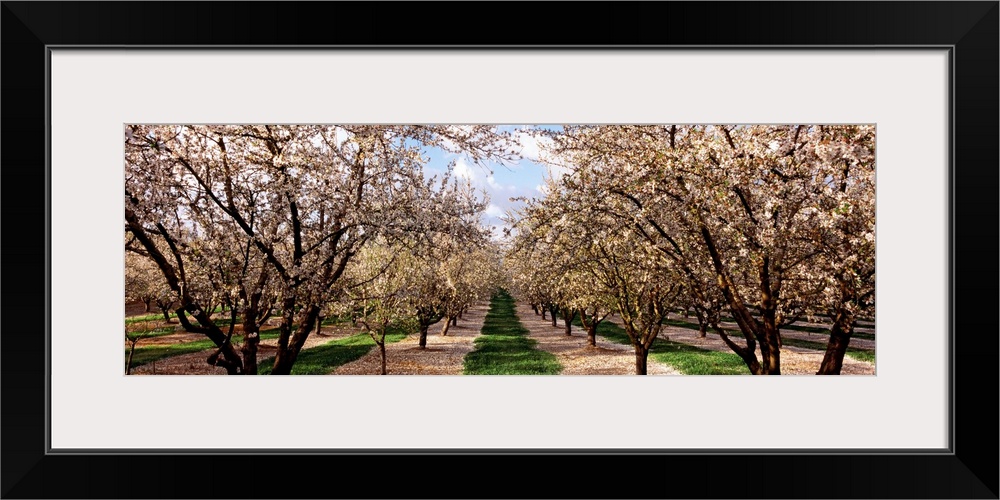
left=125, top=124, right=514, bottom=374
left=530, top=124, right=875, bottom=375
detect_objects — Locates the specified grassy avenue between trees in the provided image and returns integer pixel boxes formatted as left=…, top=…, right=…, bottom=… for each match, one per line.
left=462, top=290, right=561, bottom=375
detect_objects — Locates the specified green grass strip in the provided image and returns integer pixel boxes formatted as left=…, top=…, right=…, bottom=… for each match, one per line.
left=463, top=290, right=562, bottom=375
left=577, top=318, right=748, bottom=375
left=257, top=324, right=410, bottom=375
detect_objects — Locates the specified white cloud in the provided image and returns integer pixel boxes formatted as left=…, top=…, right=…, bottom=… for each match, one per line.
left=484, top=203, right=504, bottom=218
left=452, top=157, right=478, bottom=182
left=486, top=175, right=516, bottom=192
left=512, top=128, right=571, bottom=182
left=513, top=130, right=554, bottom=163
left=451, top=157, right=518, bottom=194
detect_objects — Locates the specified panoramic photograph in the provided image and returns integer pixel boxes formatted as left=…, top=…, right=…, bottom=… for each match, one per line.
left=124, top=124, right=875, bottom=376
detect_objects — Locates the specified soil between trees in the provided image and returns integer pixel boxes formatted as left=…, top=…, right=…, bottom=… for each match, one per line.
left=332, top=302, right=489, bottom=375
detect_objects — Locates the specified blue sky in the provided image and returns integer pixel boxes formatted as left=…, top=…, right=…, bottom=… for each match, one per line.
left=418, top=125, right=564, bottom=241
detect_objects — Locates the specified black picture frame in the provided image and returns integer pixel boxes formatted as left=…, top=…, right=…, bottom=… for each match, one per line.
left=2, top=2, right=996, bottom=498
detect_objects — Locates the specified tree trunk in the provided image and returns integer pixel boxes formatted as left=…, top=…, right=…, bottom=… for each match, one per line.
left=241, top=318, right=260, bottom=376
left=634, top=344, right=648, bottom=375
left=240, top=270, right=269, bottom=376
left=125, top=341, right=137, bottom=375
left=142, top=299, right=151, bottom=312
left=817, top=311, right=853, bottom=375
left=562, top=309, right=575, bottom=336
left=694, top=308, right=708, bottom=338
left=270, top=349, right=297, bottom=375
left=440, top=316, right=453, bottom=336
left=450, top=316, right=457, bottom=326
left=419, top=323, right=429, bottom=348
left=759, top=307, right=782, bottom=375
left=587, top=324, right=597, bottom=347
left=161, top=308, right=171, bottom=323
left=241, top=334, right=259, bottom=375
left=541, top=307, right=547, bottom=320
left=549, top=305, right=558, bottom=327
left=270, top=304, right=321, bottom=375
left=316, top=314, right=324, bottom=335
left=270, top=296, right=298, bottom=374
left=175, top=305, right=244, bottom=374
left=699, top=224, right=778, bottom=375
left=379, top=342, right=387, bottom=375
left=757, top=257, right=782, bottom=374
left=760, top=335, right=781, bottom=375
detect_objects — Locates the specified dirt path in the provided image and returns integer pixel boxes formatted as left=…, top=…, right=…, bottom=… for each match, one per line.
left=331, top=302, right=490, bottom=375
left=514, top=303, right=680, bottom=375
left=605, top=316, right=875, bottom=375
